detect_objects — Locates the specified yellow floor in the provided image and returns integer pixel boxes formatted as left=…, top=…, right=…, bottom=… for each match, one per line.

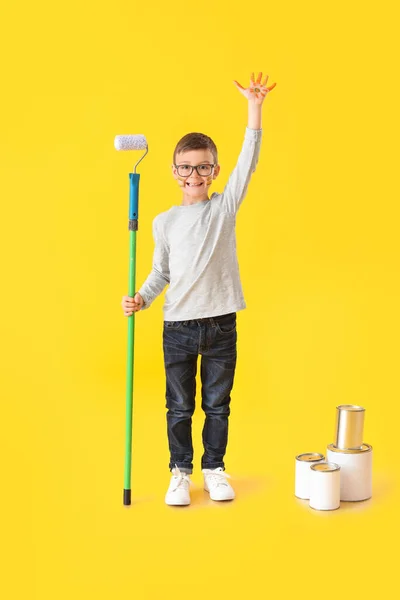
left=3, top=361, right=398, bottom=599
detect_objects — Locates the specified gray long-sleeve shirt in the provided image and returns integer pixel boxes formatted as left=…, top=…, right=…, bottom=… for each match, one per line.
left=138, top=126, right=263, bottom=321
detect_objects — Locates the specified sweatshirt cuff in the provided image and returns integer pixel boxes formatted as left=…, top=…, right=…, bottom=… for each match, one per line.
left=245, top=126, right=263, bottom=142
left=137, top=290, right=151, bottom=309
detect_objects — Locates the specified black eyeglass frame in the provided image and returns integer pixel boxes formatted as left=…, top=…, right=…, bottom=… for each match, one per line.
left=174, top=164, right=216, bottom=177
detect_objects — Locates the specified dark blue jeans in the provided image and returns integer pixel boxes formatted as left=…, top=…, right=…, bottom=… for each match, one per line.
left=163, top=312, right=237, bottom=474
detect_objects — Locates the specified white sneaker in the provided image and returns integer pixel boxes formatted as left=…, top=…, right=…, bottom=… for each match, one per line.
left=165, top=465, right=192, bottom=506
left=202, top=467, right=235, bottom=501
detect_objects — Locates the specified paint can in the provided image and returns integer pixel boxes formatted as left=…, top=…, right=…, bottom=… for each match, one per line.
left=295, top=453, right=325, bottom=499
left=327, top=443, right=372, bottom=501
left=334, top=404, right=365, bottom=450
left=309, top=462, right=341, bottom=511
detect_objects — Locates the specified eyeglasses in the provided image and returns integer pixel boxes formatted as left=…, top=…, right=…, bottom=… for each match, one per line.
left=175, top=164, right=215, bottom=177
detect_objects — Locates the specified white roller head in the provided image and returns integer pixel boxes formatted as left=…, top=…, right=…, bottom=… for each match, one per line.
left=114, top=134, right=148, bottom=151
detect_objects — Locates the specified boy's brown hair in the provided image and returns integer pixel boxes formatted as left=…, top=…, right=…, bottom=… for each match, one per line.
left=173, top=133, right=218, bottom=165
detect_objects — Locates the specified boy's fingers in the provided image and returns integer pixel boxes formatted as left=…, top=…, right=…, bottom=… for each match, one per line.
left=233, top=80, right=245, bottom=90
left=122, top=294, right=142, bottom=312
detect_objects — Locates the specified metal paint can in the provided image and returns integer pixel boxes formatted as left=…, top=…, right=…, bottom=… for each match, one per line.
left=334, top=404, right=365, bottom=450
left=295, top=453, right=325, bottom=499
left=309, top=462, right=341, bottom=511
left=327, top=443, right=372, bottom=501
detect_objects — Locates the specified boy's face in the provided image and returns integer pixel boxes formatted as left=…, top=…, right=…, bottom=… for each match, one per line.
left=172, top=149, right=220, bottom=198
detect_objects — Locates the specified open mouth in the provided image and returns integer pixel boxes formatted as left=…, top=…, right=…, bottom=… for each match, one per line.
left=186, top=182, right=203, bottom=187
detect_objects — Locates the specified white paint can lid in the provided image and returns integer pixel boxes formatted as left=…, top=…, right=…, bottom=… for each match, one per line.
left=311, top=461, right=341, bottom=472
left=295, top=452, right=325, bottom=462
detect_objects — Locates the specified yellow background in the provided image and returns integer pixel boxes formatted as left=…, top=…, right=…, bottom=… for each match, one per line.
left=1, top=0, right=399, bottom=597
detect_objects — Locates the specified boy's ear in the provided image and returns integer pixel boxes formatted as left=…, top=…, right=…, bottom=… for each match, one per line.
left=213, top=164, right=221, bottom=179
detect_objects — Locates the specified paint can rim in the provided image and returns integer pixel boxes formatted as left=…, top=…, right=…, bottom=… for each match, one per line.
left=328, top=443, right=372, bottom=454
left=295, top=453, right=325, bottom=462
left=311, top=461, right=341, bottom=472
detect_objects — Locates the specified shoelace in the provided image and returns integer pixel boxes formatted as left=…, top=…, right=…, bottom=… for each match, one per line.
left=171, top=465, right=193, bottom=492
left=204, top=467, right=232, bottom=487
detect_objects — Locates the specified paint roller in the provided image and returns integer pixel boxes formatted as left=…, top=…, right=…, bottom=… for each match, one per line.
left=114, top=133, right=149, bottom=506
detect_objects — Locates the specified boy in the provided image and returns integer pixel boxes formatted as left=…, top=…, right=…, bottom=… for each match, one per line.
left=121, top=72, right=276, bottom=505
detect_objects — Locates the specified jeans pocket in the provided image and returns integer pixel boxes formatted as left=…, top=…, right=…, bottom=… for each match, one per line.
left=164, top=320, right=183, bottom=330
left=215, top=313, right=236, bottom=334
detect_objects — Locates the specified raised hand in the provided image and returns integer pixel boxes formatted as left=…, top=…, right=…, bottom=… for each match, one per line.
left=233, top=72, right=276, bottom=105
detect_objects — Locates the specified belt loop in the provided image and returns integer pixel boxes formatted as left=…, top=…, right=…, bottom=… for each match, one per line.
left=183, top=320, right=188, bottom=326
left=210, top=317, right=216, bottom=327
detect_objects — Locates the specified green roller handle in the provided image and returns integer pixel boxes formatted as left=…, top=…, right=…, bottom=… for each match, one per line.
left=124, top=172, right=140, bottom=506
